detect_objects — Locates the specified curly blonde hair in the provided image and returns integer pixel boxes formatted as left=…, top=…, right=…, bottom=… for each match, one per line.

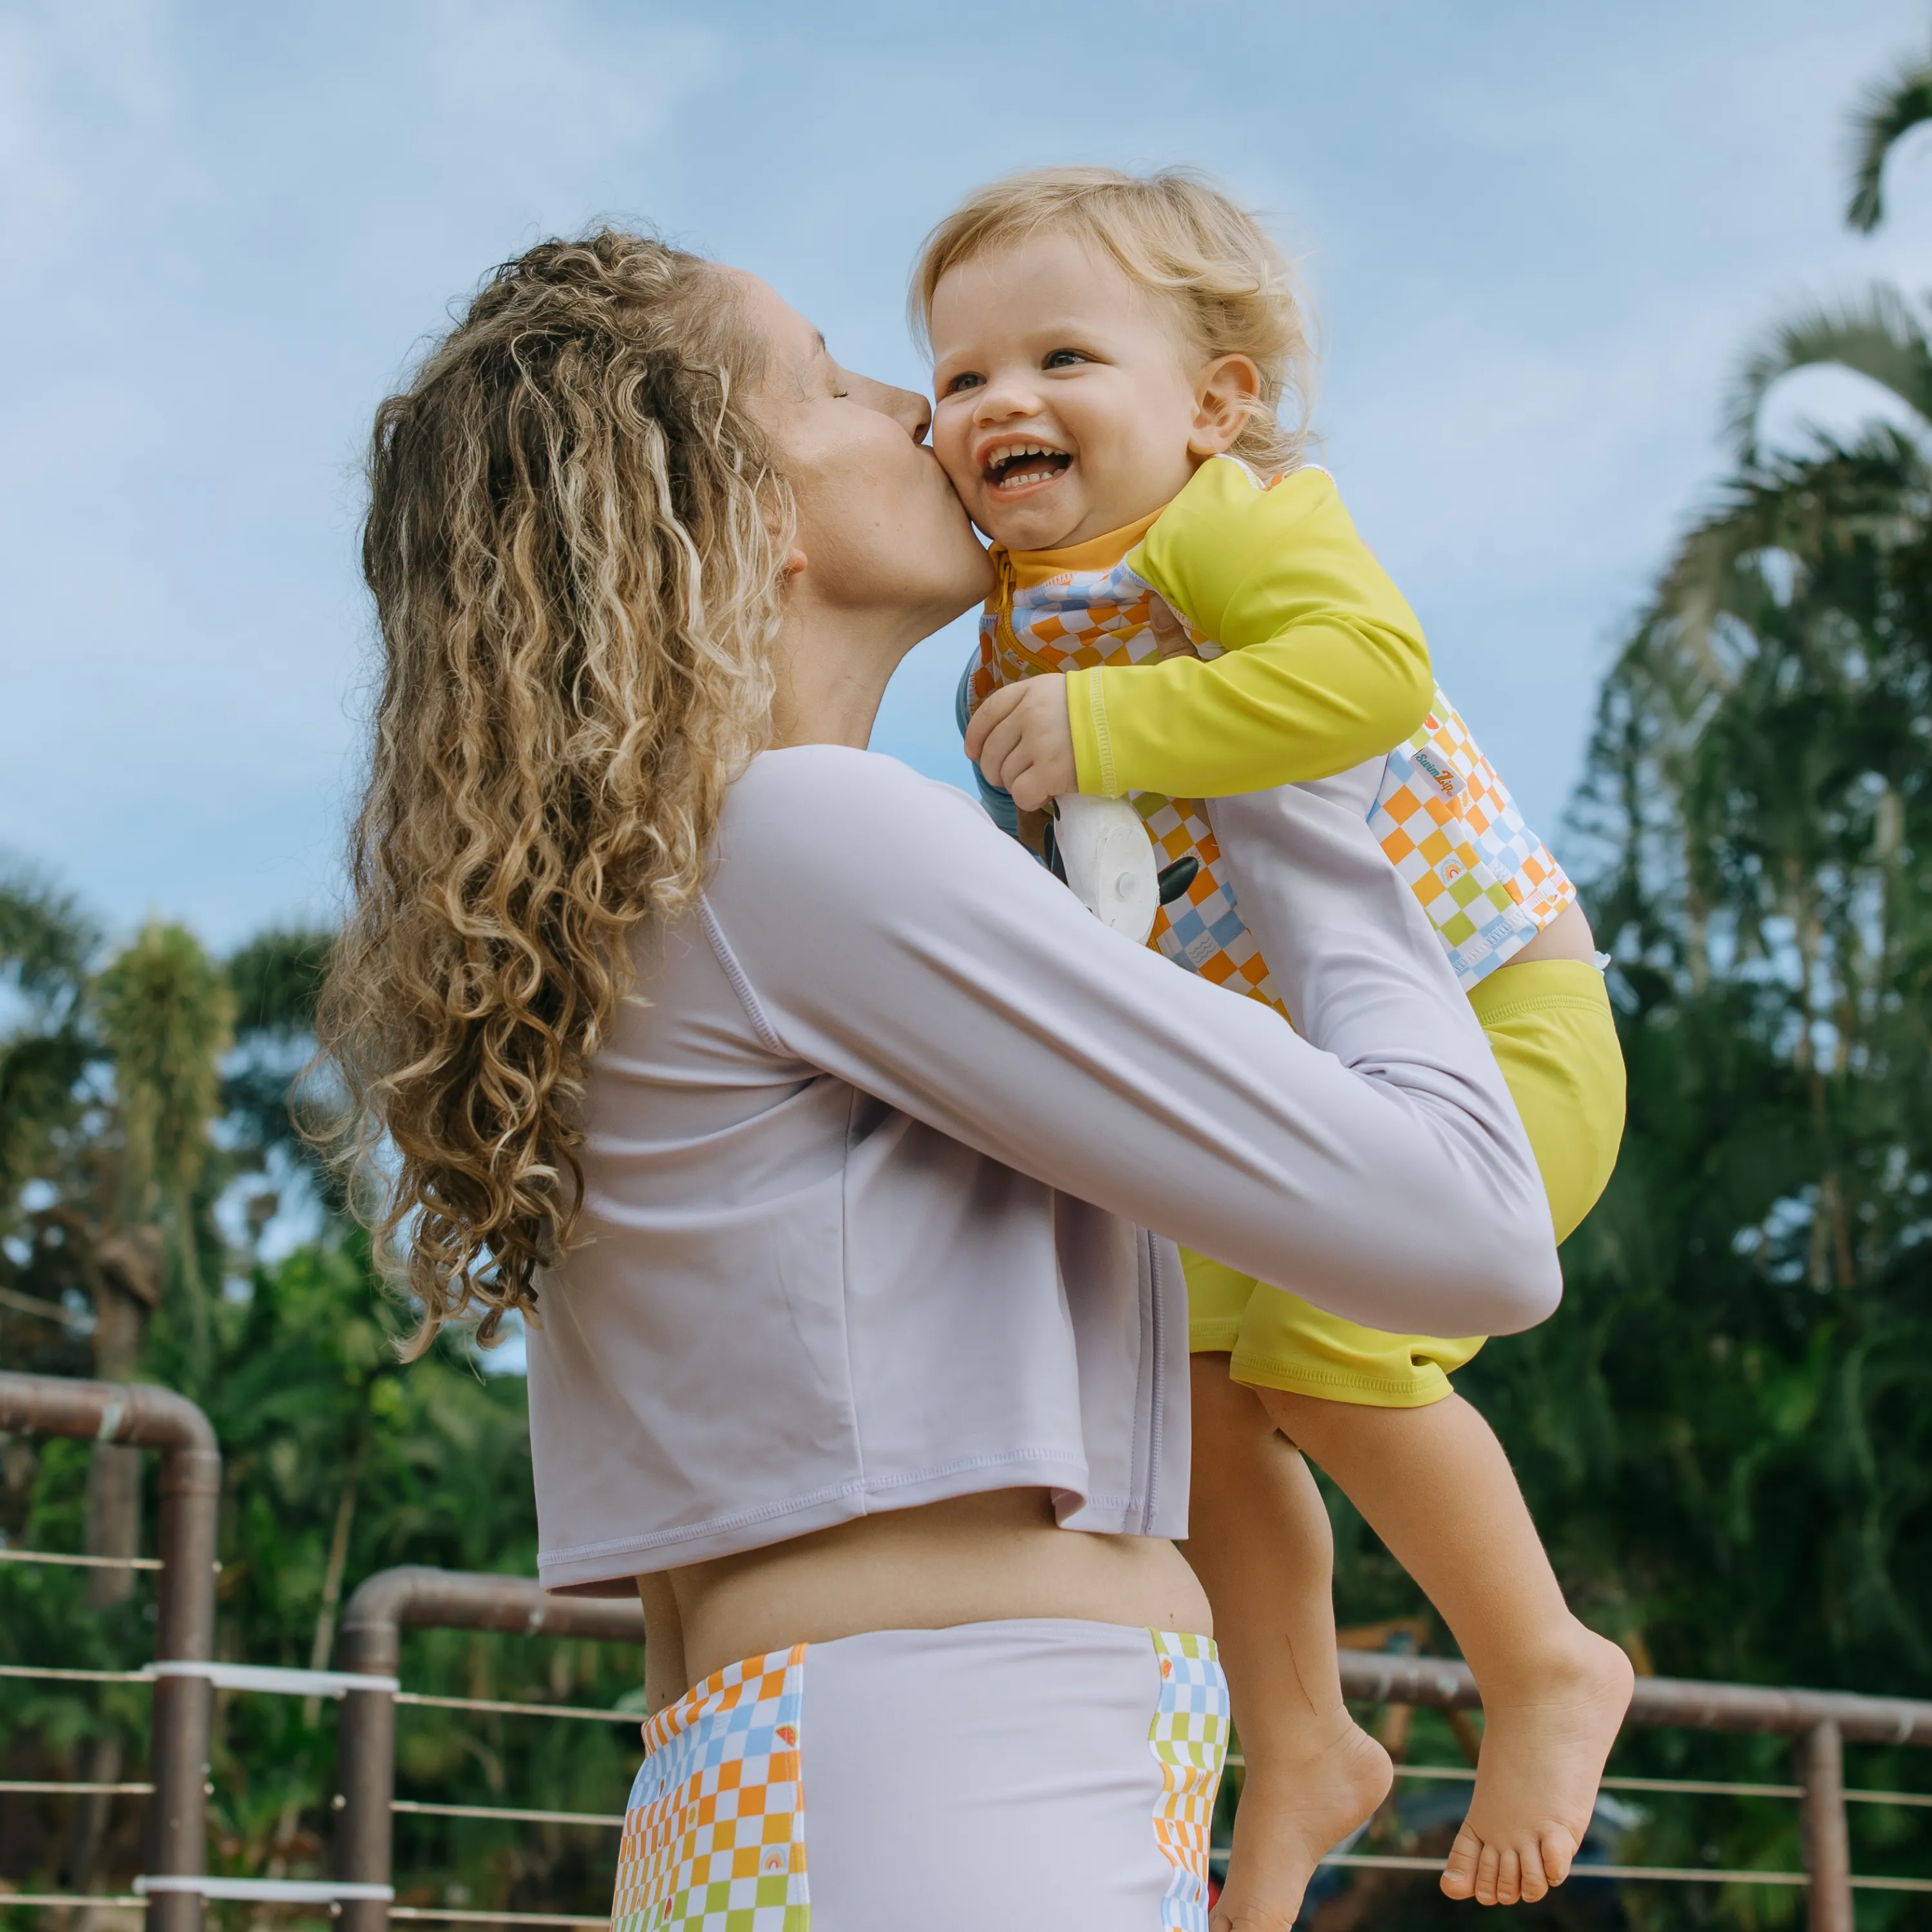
left=910, top=166, right=1314, bottom=477
left=317, top=229, right=792, bottom=1356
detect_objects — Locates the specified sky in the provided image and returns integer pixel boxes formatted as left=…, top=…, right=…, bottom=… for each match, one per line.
left=5, top=0, right=1931, bottom=950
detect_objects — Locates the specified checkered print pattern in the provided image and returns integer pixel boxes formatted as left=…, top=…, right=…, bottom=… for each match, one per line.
left=611, top=1646, right=809, bottom=1932
left=969, top=551, right=1572, bottom=1001
left=1148, top=1631, right=1231, bottom=1932
left=1370, top=705, right=1575, bottom=984
left=976, top=558, right=1285, bottom=1016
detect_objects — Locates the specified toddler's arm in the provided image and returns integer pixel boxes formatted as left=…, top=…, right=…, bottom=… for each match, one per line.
left=1067, top=456, right=1432, bottom=799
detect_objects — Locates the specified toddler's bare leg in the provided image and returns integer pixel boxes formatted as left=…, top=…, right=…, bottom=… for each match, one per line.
left=1184, top=1357, right=1392, bottom=1932
left=1260, top=1390, right=1634, bottom=1909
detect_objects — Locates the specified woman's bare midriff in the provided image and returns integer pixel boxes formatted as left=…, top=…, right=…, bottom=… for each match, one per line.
left=634, top=1488, right=1211, bottom=1712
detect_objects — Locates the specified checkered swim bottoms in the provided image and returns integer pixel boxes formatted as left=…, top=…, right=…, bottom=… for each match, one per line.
left=610, top=1620, right=1228, bottom=1932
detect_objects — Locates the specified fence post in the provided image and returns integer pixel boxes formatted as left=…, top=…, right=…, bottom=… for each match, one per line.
left=1797, top=1718, right=1854, bottom=1932
left=335, top=1591, right=402, bottom=1932
left=0, top=1374, right=220, bottom=1932
left=332, top=1566, right=650, bottom=1931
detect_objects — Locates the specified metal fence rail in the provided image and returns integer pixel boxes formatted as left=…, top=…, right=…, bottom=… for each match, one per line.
left=0, top=1371, right=220, bottom=1932
left=11, top=1368, right=1932, bottom=1932
left=334, top=1567, right=647, bottom=1932
left=328, top=1566, right=1932, bottom=1932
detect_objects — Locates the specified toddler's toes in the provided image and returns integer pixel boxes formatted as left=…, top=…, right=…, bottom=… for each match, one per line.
left=1474, top=1837, right=1503, bottom=1906
left=1540, top=1826, right=1577, bottom=1891
left=1517, top=1843, right=1551, bottom=1906
left=1439, top=1824, right=1481, bottom=1900
left=1495, top=1844, right=1524, bottom=1906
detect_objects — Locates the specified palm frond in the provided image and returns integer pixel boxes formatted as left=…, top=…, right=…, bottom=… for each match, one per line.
left=0, top=862, right=98, bottom=1009
left=227, top=927, right=334, bottom=1039
left=1846, top=56, right=1932, bottom=231
left=1724, top=283, right=1932, bottom=459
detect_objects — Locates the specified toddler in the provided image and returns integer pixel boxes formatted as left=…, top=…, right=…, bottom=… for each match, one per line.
left=915, top=167, right=1634, bottom=1927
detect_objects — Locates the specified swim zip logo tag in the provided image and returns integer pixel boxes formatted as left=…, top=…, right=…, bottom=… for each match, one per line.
left=1411, top=744, right=1466, bottom=799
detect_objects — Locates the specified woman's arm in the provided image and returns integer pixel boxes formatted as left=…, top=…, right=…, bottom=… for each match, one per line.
left=705, top=748, right=1559, bottom=1341
left=1063, top=460, right=1434, bottom=799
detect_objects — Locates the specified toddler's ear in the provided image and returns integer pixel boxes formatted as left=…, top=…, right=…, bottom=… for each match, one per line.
left=1189, top=354, right=1264, bottom=458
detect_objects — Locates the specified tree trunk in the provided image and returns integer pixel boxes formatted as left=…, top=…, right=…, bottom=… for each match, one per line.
left=59, top=1730, right=124, bottom=1914
left=301, top=1452, right=361, bottom=1725
left=84, top=1235, right=158, bottom=1609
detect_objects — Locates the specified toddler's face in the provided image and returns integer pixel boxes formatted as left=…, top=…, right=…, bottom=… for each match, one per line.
left=929, top=231, right=1208, bottom=553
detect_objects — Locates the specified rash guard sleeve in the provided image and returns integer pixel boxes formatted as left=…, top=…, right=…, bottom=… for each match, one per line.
left=1064, top=459, right=1434, bottom=799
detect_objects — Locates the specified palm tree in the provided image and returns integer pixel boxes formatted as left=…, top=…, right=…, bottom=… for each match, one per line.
left=1846, top=43, right=1932, bottom=231
left=1726, top=283, right=1932, bottom=460
left=1727, top=32, right=1932, bottom=456
left=93, top=922, right=236, bottom=1376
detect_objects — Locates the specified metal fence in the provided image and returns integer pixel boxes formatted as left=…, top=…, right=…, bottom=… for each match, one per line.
left=8, top=1367, right=1932, bottom=1932
left=329, top=1569, right=1932, bottom=1932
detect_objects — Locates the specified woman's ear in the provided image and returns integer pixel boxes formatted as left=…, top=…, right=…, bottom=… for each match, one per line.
left=782, top=546, right=808, bottom=582
left=1188, top=354, right=1264, bottom=459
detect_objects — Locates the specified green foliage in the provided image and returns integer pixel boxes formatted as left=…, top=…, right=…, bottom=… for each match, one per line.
left=1320, top=41, right=1932, bottom=1920
left=1, top=1238, right=647, bottom=1925
left=1726, top=286, right=1932, bottom=462
left=1846, top=51, right=1932, bottom=233
left=225, top=929, right=332, bottom=1041
left=1327, top=432, right=1932, bottom=1926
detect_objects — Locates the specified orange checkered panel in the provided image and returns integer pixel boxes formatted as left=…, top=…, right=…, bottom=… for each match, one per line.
left=1369, top=695, right=1576, bottom=985
left=612, top=1647, right=810, bottom=1932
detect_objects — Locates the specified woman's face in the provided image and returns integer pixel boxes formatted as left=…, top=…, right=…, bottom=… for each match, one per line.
left=732, top=270, right=993, bottom=638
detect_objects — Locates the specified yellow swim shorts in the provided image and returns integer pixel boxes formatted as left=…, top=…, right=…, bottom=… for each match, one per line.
left=1187, top=958, right=1625, bottom=1408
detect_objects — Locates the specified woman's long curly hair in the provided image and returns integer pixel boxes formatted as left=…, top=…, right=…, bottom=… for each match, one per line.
left=316, top=229, right=791, bottom=1356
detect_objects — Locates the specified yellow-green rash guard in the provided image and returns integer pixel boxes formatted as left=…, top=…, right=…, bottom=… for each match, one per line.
left=1061, top=456, right=1435, bottom=800
left=963, top=456, right=1628, bottom=1405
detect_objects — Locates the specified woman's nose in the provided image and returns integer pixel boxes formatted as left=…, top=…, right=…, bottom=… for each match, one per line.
left=848, top=370, right=932, bottom=444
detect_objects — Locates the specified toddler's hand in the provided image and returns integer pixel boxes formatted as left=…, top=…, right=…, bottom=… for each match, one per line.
left=964, top=674, right=1077, bottom=812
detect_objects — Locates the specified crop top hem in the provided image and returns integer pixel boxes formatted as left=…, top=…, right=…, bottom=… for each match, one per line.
left=536, top=1446, right=1097, bottom=1593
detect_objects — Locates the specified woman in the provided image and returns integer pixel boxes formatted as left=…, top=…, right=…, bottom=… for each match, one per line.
left=319, top=231, right=1558, bottom=1931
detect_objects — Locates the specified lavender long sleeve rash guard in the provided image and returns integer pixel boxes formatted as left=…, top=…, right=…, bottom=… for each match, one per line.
left=526, top=747, right=1558, bottom=1594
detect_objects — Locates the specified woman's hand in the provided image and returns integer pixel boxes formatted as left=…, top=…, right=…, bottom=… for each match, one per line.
left=965, top=674, right=1078, bottom=811
left=1146, top=591, right=1198, bottom=660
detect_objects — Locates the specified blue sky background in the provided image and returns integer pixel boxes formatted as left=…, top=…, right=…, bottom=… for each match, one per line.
left=6, top=0, right=1932, bottom=949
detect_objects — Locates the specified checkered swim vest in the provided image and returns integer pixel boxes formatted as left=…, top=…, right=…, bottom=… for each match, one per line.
left=967, top=549, right=1575, bottom=1014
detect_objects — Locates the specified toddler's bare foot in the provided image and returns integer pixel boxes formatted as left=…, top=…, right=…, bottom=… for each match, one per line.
left=1439, top=1624, right=1634, bottom=1906
left=1213, top=1710, right=1392, bottom=1932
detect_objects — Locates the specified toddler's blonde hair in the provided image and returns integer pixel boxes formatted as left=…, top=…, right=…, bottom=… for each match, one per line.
left=911, top=166, right=1312, bottom=477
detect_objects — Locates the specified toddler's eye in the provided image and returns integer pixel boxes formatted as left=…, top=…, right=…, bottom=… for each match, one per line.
left=945, top=372, right=984, bottom=393
left=1043, top=349, right=1088, bottom=370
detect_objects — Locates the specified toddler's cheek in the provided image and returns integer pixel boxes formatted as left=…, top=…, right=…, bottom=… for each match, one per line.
left=930, top=417, right=981, bottom=500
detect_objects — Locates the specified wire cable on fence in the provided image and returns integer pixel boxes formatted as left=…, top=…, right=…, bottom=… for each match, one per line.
left=0, top=1664, right=150, bottom=1683
left=0, top=1781, right=153, bottom=1795
left=1226, top=1752, right=1932, bottom=1808
left=0, top=1549, right=162, bottom=1571
left=0, top=1895, right=146, bottom=1909
left=394, top=1693, right=640, bottom=1725
left=392, top=1802, right=623, bottom=1829
left=1317, top=1852, right=1932, bottom=1892
left=390, top=1911, right=610, bottom=1927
